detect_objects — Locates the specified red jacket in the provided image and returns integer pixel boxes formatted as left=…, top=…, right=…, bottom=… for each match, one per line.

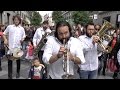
left=28, top=45, right=34, bottom=56
left=111, top=37, right=117, bottom=49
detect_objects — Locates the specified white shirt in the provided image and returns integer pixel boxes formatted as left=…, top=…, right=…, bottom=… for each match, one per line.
left=78, top=35, right=98, bottom=71
left=33, top=27, right=51, bottom=50
left=117, top=49, right=120, bottom=65
left=34, top=66, right=42, bottom=76
left=3, top=24, right=25, bottom=50
left=42, top=36, right=85, bottom=79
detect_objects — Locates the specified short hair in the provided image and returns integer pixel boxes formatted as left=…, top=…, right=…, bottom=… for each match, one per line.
left=33, top=57, right=40, bottom=62
left=95, top=24, right=101, bottom=28
left=43, top=21, right=49, bottom=25
left=54, top=21, right=72, bottom=38
left=12, top=15, right=21, bottom=24
left=0, top=24, right=5, bottom=31
left=85, top=22, right=95, bottom=29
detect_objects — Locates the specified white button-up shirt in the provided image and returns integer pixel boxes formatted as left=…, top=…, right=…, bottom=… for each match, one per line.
left=33, top=27, right=51, bottom=50
left=78, top=35, right=98, bottom=71
left=3, top=24, right=25, bottom=50
left=42, top=36, right=85, bottom=79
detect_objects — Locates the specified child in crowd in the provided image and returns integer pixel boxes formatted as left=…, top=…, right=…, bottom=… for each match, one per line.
left=28, top=58, right=45, bottom=79
left=25, top=40, right=34, bottom=62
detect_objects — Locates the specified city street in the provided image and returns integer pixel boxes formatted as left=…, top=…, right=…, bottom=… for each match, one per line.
left=0, top=56, right=113, bottom=79
left=0, top=56, right=31, bottom=79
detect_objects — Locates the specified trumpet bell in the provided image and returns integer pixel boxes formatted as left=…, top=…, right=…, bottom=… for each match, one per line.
left=62, top=74, right=74, bottom=79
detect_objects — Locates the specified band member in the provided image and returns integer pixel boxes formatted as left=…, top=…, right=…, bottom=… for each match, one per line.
left=78, top=23, right=100, bottom=79
left=33, top=21, right=51, bottom=63
left=42, top=21, right=85, bottom=79
left=3, top=15, right=26, bottom=79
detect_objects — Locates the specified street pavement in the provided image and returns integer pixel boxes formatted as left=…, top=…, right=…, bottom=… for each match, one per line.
left=0, top=56, right=114, bottom=79
left=0, top=56, right=31, bottom=79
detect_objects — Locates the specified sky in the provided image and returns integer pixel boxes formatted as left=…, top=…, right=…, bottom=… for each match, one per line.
left=38, top=11, right=53, bottom=17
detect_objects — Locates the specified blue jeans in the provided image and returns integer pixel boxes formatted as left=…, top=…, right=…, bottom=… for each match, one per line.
left=79, top=70, right=98, bottom=79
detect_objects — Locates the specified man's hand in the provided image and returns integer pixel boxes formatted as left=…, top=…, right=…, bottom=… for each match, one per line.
left=4, top=39, right=8, bottom=45
left=64, top=51, right=74, bottom=61
left=92, top=35, right=100, bottom=44
left=57, top=46, right=65, bottom=58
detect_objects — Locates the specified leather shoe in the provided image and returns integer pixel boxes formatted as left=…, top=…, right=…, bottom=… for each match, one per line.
left=8, top=74, right=12, bottom=79
left=16, top=73, right=20, bottom=78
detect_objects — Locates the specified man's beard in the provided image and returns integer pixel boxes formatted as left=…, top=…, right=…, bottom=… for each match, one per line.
left=58, top=37, right=70, bottom=44
left=43, top=27, right=47, bottom=30
left=86, top=32, right=92, bottom=38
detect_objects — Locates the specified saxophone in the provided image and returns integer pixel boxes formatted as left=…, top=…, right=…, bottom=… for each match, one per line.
left=33, top=31, right=55, bottom=58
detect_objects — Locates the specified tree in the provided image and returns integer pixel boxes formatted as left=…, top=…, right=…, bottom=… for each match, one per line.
left=30, top=11, right=42, bottom=26
left=72, top=11, right=93, bottom=25
left=52, top=11, right=65, bottom=24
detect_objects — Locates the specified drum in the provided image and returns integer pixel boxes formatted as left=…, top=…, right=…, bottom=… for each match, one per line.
left=6, top=48, right=24, bottom=61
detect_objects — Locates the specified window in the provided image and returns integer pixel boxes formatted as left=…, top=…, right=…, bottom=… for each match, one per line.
left=102, top=16, right=111, bottom=24
left=7, top=13, right=10, bottom=24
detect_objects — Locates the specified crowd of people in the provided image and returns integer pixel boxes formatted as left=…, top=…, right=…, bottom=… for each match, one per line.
left=0, top=14, right=120, bottom=79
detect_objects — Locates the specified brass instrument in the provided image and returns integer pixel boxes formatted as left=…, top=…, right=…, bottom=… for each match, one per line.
left=96, top=20, right=115, bottom=53
left=33, top=31, right=55, bottom=58
left=61, top=39, right=74, bottom=79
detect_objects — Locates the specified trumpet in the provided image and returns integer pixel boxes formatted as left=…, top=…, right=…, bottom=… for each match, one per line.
left=61, top=39, right=74, bottom=79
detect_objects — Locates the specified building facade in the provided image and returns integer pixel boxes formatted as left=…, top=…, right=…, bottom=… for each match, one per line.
left=0, top=11, right=32, bottom=26
left=61, top=11, right=74, bottom=26
left=91, top=11, right=120, bottom=28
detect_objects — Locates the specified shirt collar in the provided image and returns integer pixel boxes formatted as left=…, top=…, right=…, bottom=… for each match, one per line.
left=84, top=34, right=92, bottom=39
left=13, top=24, right=21, bottom=28
left=55, top=37, right=72, bottom=45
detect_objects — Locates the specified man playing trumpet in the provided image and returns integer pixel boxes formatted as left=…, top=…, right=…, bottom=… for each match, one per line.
left=42, top=21, right=85, bottom=79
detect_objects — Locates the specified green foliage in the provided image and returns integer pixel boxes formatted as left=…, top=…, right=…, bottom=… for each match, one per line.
left=30, top=11, right=42, bottom=26
left=72, top=11, right=93, bottom=25
left=52, top=11, right=65, bottom=24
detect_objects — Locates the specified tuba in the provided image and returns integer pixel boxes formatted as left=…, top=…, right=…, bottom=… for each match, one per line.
left=96, top=20, right=115, bottom=53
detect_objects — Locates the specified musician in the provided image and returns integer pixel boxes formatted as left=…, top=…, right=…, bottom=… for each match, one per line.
left=42, top=21, right=85, bottom=79
left=3, top=15, right=26, bottom=79
left=33, top=21, right=51, bottom=63
left=78, top=23, right=100, bottom=79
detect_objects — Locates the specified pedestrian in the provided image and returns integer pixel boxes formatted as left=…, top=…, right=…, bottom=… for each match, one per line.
left=0, top=24, right=5, bottom=71
left=25, top=40, right=34, bottom=62
left=28, top=58, right=45, bottom=79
